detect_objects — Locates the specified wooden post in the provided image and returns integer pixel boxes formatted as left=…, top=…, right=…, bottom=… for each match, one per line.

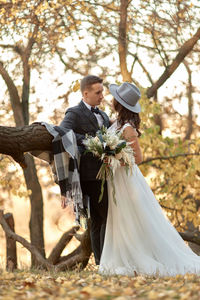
left=4, top=213, right=17, bottom=271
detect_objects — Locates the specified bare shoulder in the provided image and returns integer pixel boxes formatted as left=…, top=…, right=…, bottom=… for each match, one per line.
left=123, top=125, right=138, bottom=140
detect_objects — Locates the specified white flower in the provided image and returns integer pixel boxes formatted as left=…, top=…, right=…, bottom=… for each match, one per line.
left=83, top=127, right=135, bottom=173
left=83, top=127, right=136, bottom=204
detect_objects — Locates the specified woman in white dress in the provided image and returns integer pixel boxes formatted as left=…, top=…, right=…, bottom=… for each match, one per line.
left=99, top=82, right=200, bottom=277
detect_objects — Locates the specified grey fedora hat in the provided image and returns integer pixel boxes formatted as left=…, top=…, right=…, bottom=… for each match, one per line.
left=109, top=82, right=141, bottom=113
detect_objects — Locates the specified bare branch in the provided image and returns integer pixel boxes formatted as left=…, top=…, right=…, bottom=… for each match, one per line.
left=139, top=152, right=200, bottom=165
left=0, top=210, right=54, bottom=270
left=0, top=62, right=24, bottom=126
left=147, top=27, right=200, bottom=98
left=179, top=231, right=200, bottom=246
left=48, top=226, right=80, bottom=264
left=0, top=44, right=23, bottom=55
left=130, top=53, right=153, bottom=85
left=0, top=209, right=91, bottom=271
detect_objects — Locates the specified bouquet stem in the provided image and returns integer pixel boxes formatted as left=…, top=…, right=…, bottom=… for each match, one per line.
left=96, top=163, right=117, bottom=205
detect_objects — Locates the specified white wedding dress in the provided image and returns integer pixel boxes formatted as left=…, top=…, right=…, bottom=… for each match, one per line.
left=99, top=122, right=200, bottom=277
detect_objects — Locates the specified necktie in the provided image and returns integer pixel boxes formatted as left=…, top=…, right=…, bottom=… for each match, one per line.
left=91, top=107, right=100, bottom=114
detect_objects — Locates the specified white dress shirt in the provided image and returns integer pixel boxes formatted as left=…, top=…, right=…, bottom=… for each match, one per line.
left=82, top=100, right=104, bottom=128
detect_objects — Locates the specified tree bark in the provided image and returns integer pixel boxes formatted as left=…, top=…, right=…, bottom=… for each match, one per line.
left=147, top=27, right=200, bottom=98
left=4, top=213, right=17, bottom=271
left=0, top=124, right=52, bottom=167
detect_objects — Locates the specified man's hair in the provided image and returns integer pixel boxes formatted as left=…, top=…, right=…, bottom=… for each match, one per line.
left=80, top=75, right=103, bottom=93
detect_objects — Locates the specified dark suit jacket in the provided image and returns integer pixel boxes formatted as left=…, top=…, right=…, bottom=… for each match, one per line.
left=60, top=101, right=110, bottom=181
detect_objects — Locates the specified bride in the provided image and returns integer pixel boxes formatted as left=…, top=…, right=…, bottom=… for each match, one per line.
left=99, top=82, right=200, bottom=277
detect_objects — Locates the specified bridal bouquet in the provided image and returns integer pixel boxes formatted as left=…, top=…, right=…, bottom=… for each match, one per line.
left=83, top=126, right=135, bottom=203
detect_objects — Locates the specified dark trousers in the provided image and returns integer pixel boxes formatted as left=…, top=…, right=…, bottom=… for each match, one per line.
left=81, top=180, right=108, bottom=264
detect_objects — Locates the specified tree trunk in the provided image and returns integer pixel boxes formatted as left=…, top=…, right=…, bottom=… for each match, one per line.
left=23, top=154, right=46, bottom=265
left=0, top=58, right=46, bottom=266
left=4, top=213, right=17, bottom=271
left=118, top=0, right=132, bottom=82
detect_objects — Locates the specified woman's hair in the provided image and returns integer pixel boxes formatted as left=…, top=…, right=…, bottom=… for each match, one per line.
left=113, top=99, right=141, bottom=137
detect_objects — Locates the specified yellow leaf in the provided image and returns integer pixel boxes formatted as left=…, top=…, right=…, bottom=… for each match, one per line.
left=72, top=80, right=80, bottom=92
left=148, top=290, right=159, bottom=299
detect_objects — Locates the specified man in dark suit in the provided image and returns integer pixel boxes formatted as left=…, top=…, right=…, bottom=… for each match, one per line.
left=60, top=75, right=110, bottom=264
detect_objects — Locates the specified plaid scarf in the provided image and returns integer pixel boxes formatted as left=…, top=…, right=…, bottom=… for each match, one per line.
left=31, top=122, right=84, bottom=224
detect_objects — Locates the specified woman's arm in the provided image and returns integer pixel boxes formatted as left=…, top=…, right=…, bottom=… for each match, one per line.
left=122, top=126, right=143, bottom=165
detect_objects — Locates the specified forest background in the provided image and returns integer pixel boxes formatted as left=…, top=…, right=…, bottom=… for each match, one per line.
left=0, top=0, right=200, bottom=274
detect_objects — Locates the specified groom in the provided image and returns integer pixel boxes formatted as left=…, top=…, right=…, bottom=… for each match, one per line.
left=60, top=75, right=110, bottom=264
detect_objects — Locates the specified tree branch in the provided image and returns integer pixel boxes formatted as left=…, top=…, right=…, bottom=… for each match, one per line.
left=0, top=44, right=23, bottom=55
left=0, top=210, right=54, bottom=270
left=147, top=27, right=200, bottom=98
left=0, top=62, right=24, bottom=126
left=22, top=24, right=39, bottom=125
left=179, top=231, right=200, bottom=246
left=48, top=226, right=80, bottom=264
left=139, top=152, right=200, bottom=165
left=0, top=209, right=92, bottom=271
left=183, top=61, right=193, bottom=140
left=55, top=225, right=92, bottom=271
left=131, top=53, right=153, bottom=85
left=0, top=123, right=52, bottom=167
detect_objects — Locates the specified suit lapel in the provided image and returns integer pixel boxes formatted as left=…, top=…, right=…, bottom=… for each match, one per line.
left=99, top=111, right=109, bottom=128
left=79, top=101, right=99, bottom=130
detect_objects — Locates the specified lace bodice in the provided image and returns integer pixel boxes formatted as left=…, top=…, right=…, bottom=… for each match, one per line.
left=108, top=121, right=138, bottom=136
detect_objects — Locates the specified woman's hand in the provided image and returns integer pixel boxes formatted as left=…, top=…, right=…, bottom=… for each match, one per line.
left=120, top=159, right=126, bottom=166
left=103, top=157, right=111, bottom=166
left=61, top=196, right=67, bottom=209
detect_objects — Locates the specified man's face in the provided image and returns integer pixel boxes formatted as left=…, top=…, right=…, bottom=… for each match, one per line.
left=83, top=83, right=104, bottom=107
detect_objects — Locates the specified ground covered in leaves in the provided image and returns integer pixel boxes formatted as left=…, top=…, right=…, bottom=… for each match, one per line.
left=0, top=268, right=200, bottom=299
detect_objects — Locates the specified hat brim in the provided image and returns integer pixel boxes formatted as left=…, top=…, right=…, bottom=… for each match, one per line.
left=109, top=84, right=141, bottom=113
